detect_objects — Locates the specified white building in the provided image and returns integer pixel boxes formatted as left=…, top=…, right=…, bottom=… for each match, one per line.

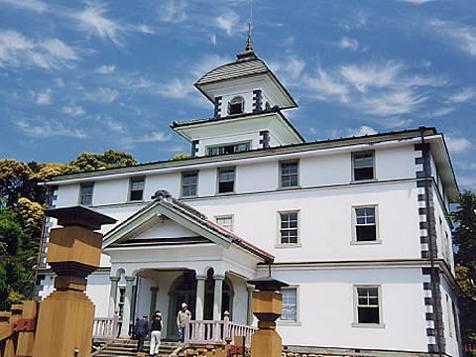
left=38, top=41, right=462, bottom=356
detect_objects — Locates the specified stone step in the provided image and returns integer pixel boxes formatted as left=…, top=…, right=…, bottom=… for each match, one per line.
left=94, top=338, right=180, bottom=357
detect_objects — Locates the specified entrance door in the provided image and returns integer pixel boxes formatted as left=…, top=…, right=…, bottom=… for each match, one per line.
left=167, top=271, right=196, bottom=340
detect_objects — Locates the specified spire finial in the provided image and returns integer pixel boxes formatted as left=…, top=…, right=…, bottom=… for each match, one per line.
left=236, top=0, right=257, bottom=61
left=245, top=21, right=253, bottom=52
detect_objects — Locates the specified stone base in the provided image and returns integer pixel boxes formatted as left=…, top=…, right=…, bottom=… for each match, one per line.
left=283, top=345, right=441, bottom=357
left=33, top=290, right=95, bottom=357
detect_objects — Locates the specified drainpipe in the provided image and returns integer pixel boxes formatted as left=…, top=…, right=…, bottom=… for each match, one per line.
left=420, top=127, right=444, bottom=357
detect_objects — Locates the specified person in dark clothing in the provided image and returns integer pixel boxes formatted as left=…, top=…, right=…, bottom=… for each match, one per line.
left=134, top=314, right=149, bottom=352
left=149, top=311, right=163, bottom=356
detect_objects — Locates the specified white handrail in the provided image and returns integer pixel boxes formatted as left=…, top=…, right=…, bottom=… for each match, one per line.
left=93, top=315, right=119, bottom=340
left=185, top=314, right=257, bottom=348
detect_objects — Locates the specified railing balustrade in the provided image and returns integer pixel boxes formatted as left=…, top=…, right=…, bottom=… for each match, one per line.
left=185, top=314, right=257, bottom=348
left=92, top=315, right=119, bottom=340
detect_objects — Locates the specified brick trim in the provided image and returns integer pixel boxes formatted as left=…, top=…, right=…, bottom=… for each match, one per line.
left=214, top=96, right=222, bottom=118
left=252, top=89, right=263, bottom=113
left=259, top=130, right=270, bottom=149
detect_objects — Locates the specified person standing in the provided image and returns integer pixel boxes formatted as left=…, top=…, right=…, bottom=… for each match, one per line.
left=176, top=302, right=192, bottom=342
left=149, top=311, right=163, bottom=357
left=134, top=314, right=149, bottom=353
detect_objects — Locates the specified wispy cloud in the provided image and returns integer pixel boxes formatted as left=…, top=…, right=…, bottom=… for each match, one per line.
left=216, top=9, right=242, bottom=36
left=99, top=115, right=125, bottom=133
left=158, top=0, right=188, bottom=23
left=446, top=136, right=472, bottom=153
left=447, top=88, right=476, bottom=104
left=71, top=3, right=122, bottom=45
left=339, top=37, right=359, bottom=51
left=269, top=56, right=306, bottom=85
left=63, top=105, right=85, bottom=117
left=330, top=125, right=378, bottom=139
left=85, top=87, right=119, bottom=103
left=95, top=64, right=116, bottom=74
left=398, top=0, right=435, bottom=4
left=32, top=88, right=52, bottom=105
left=429, top=19, right=476, bottom=57
left=0, top=30, right=78, bottom=69
left=16, top=119, right=87, bottom=139
left=0, top=0, right=46, bottom=13
left=301, top=61, right=445, bottom=117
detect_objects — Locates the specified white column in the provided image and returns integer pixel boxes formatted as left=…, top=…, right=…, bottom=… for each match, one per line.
left=195, top=275, right=206, bottom=320
left=246, top=284, right=254, bottom=325
left=120, top=276, right=135, bottom=338
left=108, top=276, right=120, bottom=317
left=213, top=275, right=225, bottom=320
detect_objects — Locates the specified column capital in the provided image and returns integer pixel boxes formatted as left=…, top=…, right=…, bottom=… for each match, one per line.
left=110, top=276, right=120, bottom=282
left=125, top=276, right=135, bottom=282
left=150, top=286, right=159, bottom=292
left=196, top=274, right=207, bottom=281
left=213, top=274, right=225, bottom=281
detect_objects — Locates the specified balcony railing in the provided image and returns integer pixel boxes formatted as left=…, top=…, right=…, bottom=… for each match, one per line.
left=184, top=314, right=257, bottom=348
left=92, top=316, right=119, bottom=340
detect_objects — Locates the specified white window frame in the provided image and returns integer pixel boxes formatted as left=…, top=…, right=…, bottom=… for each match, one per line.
left=279, top=160, right=300, bottom=189
left=216, top=167, right=236, bottom=195
left=351, top=204, right=381, bottom=244
left=279, top=286, right=301, bottom=325
left=206, top=141, right=251, bottom=156
left=128, top=176, right=145, bottom=202
left=215, top=215, right=234, bottom=231
left=276, top=210, right=301, bottom=248
left=352, top=150, right=376, bottom=182
left=181, top=171, right=199, bottom=198
left=227, top=96, right=245, bottom=115
left=79, top=182, right=94, bottom=206
left=352, top=285, right=385, bottom=328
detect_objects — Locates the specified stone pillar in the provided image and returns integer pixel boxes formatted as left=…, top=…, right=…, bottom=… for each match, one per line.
left=108, top=276, right=120, bottom=317
left=149, top=286, right=159, bottom=317
left=120, top=276, right=135, bottom=338
left=213, top=275, right=225, bottom=320
left=32, top=206, right=116, bottom=357
left=246, top=284, right=254, bottom=325
left=247, top=277, right=289, bottom=357
left=195, top=275, right=206, bottom=320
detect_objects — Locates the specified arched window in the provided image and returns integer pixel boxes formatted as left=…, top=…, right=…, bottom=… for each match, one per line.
left=227, top=96, right=245, bottom=115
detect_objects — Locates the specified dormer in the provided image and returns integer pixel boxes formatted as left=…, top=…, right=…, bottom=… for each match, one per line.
left=171, top=33, right=303, bottom=157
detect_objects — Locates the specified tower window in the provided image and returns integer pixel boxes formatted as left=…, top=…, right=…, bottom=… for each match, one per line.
left=228, top=96, right=245, bottom=115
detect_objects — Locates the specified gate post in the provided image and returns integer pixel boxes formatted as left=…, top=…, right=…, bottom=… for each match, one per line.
left=4, top=305, right=22, bottom=357
left=32, top=206, right=116, bottom=357
left=15, top=300, right=38, bottom=357
left=247, top=277, right=288, bottom=357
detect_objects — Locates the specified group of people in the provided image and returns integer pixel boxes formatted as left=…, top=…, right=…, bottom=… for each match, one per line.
left=133, top=302, right=192, bottom=356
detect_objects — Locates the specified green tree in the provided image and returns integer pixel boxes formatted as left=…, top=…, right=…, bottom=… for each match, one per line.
left=0, top=207, right=32, bottom=309
left=65, top=150, right=137, bottom=173
left=452, top=190, right=476, bottom=343
left=171, top=153, right=191, bottom=161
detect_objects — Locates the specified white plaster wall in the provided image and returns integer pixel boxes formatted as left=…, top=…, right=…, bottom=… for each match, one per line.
left=228, top=274, right=248, bottom=325
left=300, top=152, right=350, bottom=186
left=271, top=267, right=428, bottom=352
left=377, top=146, right=416, bottom=180
left=55, top=184, right=80, bottom=207
left=86, top=271, right=111, bottom=317
left=94, top=178, right=129, bottom=205
left=236, top=161, right=278, bottom=193
left=192, top=181, right=422, bottom=262
left=144, top=172, right=180, bottom=199
left=440, top=277, right=462, bottom=357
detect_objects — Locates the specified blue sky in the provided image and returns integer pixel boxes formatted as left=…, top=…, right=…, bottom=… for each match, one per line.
left=0, top=0, right=475, bottom=188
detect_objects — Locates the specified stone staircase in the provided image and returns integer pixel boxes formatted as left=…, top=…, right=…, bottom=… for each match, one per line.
left=93, top=339, right=181, bottom=357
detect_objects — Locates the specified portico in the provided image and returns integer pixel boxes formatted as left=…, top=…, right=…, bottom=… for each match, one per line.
left=101, top=190, right=273, bottom=339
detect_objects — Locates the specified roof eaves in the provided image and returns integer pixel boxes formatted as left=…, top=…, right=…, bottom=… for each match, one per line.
left=46, top=127, right=437, bottom=183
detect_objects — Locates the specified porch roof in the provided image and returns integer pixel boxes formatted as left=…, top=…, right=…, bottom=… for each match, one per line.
left=102, top=190, right=274, bottom=263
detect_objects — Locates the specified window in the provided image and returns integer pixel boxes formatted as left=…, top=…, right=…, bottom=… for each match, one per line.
left=353, top=151, right=375, bottom=181
left=79, top=183, right=94, bottom=205
left=280, top=161, right=299, bottom=188
left=129, top=177, right=145, bottom=201
left=207, top=142, right=251, bottom=156
left=215, top=215, right=233, bottom=231
left=228, top=96, right=244, bottom=115
left=354, top=206, right=378, bottom=242
left=281, top=287, right=298, bottom=322
left=355, top=286, right=381, bottom=325
left=218, top=168, right=235, bottom=193
left=279, top=211, right=298, bottom=244
left=181, top=171, right=198, bottom=197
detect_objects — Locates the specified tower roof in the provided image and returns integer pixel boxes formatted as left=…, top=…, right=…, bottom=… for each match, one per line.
left=194, top=56, right=298, bottom=109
